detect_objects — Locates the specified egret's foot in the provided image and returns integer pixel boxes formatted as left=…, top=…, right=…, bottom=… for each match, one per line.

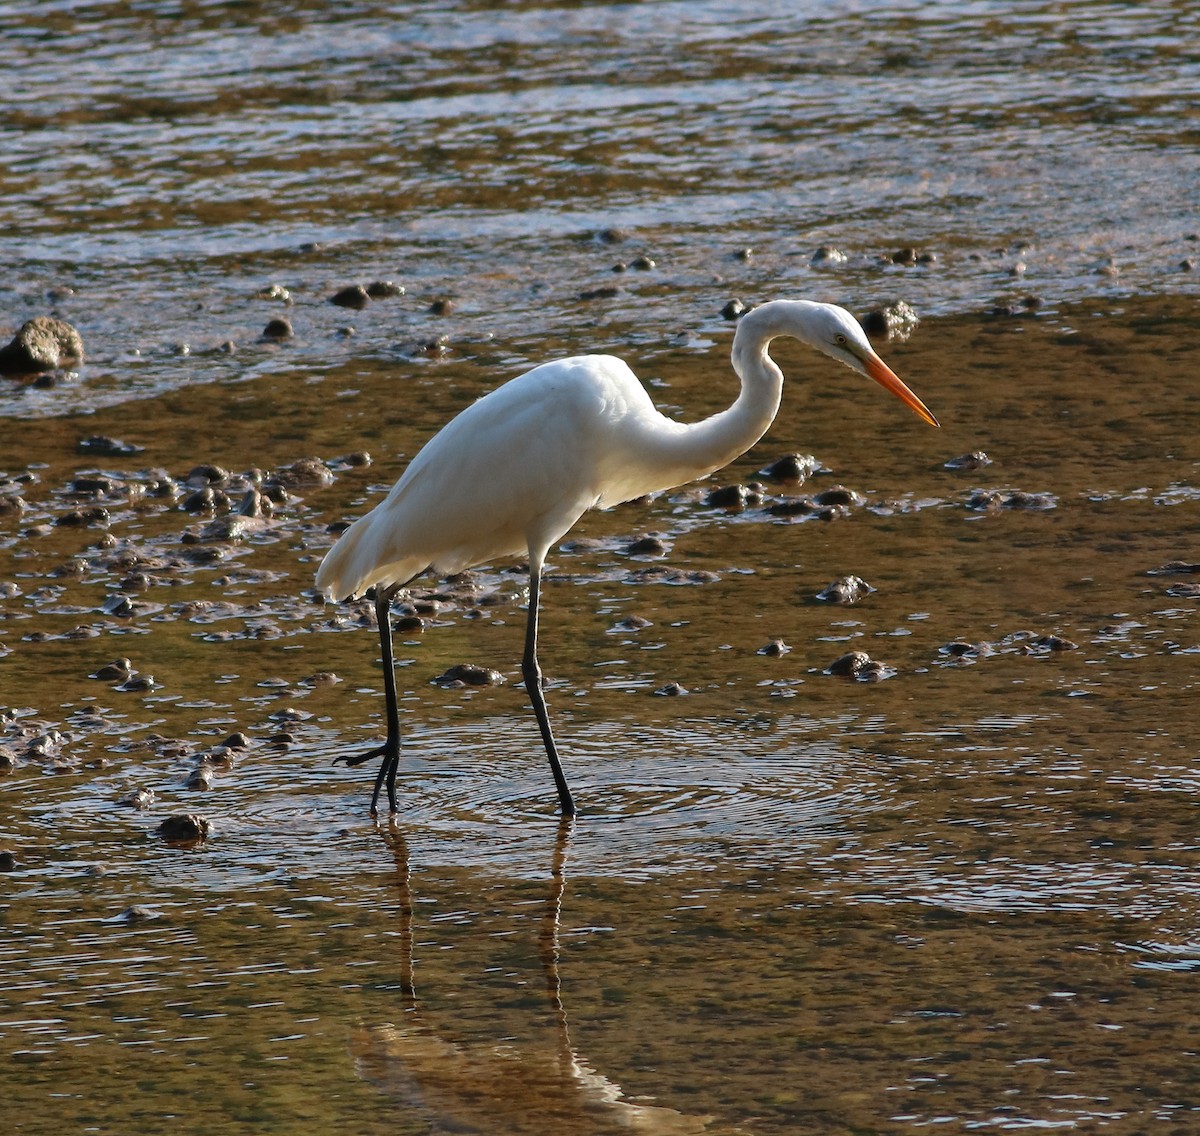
left=333, top=744, right=389, bottom=770
left=334, top=743, right=400, bottom=814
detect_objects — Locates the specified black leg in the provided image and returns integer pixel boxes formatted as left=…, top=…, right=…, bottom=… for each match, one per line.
left=335, top=583, right=402, bottom=814
left=521, top=564, right=577, bottom=817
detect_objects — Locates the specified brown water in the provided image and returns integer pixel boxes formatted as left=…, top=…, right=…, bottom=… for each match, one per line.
left=3, top=2, right=1200, bottom=1134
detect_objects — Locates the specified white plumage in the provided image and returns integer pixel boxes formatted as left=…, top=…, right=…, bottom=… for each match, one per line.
left=317, top=300, right=938, bottom=817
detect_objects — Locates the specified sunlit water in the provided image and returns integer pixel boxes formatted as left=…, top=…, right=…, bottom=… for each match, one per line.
left=2, top=2, right=1200, bottom=1134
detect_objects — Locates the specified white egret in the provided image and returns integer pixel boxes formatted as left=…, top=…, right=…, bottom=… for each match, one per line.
left=316, top=300, right=939, bottom=816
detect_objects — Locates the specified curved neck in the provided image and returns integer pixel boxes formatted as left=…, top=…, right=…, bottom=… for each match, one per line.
left=655, top=303, right=793, bottom=482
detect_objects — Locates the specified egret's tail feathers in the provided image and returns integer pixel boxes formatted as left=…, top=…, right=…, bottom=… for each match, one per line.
left=314, top=516, right=423, bottom=602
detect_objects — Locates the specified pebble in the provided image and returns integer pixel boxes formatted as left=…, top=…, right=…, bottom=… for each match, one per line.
left=117, top=787, right=156, bottom=809
left=579, top=285, right=620, bottom=301
left=945, top=451, right=992, bottom=470
left=721, top=298, right=746, bottom=320
left=812, top=486, right=863, bottom=508
left=262, top=317, right=294, bottom=340
left=366, top=280, right=405, bottom=299
left=185, top=764, right=214, bottom=790
left=433, top=663, right=505, bottom=687
left=626, top=536, right=667, bottom=556
left=91, top=657, right=134, bottom=681
left=330, top=284, right=370, bottom=310
left=76, top=435, right=142, bottom=457
left=759, top=453, right=819, bottom=483
left=816, top=576, right=875, bottom=604
left=272, top=456, right=335, bottom=487
left=705, top=483, right=763, bottom=509
left=827, top=650, right=892, bottom=681
left=757, top=638, right=790, bottom=656
left=157, top=814, right=210, bottom=842
left=612, top=615, right=652, bottom=631
left=811, top=246, right=848, bottom=266
left=0, top=850, right=15, bottom=871
left=652, top=682, right=688, bottom=696
left=861, top=300, right=920, bottom=340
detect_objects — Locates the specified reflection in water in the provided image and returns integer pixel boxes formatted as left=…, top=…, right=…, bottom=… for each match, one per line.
left=350, top=820, right=717, bottom=1135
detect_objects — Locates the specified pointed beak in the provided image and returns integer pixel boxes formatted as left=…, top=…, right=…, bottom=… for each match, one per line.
left=862, top=350, right=940, bottom=427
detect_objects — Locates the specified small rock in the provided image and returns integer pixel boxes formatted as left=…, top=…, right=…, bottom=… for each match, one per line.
left=1145, top=561, right=1200, bottom=576
left=109, top=905, right=159, bottom=923
left=945, top=451, right=992, bottom=470
left=705, top=483, right=763, bottom=509
left=330, top=285, right=370, bottom=310
left=77, top=435, right=143, bottom=457
left=757, top=638, right=790, bottom=657
left=759, top=453, right=819, bottom=483
left=626, top=536, right=667, bottom=556
left=366, top=280, right=405, bottom=299
left=816, top=576, right=876, bottom=604
left=861, top=301, right=920, bottom=341
left=0, top=850, right=15, bottom=872
left=185, top=765, right=214, bottom=790
left=91, top=657, right=134, bottom=681
left=222, top=732, right=251, bottom=749
left=827, top=651, right=892, bottom=681
left=891, top=248, right=919, bottom=266
left=612, top=615, right=652, bottom=631
left=262, top=317, right=294, bottom=340
left=433, top=663, right=505, bottom=687
left=118, top=674, right=157, bottom=692
left=811, top=246, right=848, bottom=267
left=157, top=814, right=210, bottom=842
left=629, top=255, right=656, bottom=271
left=271, top=456, right=335, bottom=488
left=117, top=787, right=156, bottom=809
left=428, top=297, right=455, bottom=315
left=812, top=486, right=863, bottom=508
left=652, top=682, right=688, bottom=696
left=579, top=286, right=620, bottom=302
left=0, top=316, right=84, bottom=375
left=1030, top=635, right=1078, bottom=652
left=721, top=298, right=746, bottom=320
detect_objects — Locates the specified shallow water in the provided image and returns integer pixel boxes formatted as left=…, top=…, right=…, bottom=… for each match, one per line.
left=3, top=2, right=1200, bottom=1134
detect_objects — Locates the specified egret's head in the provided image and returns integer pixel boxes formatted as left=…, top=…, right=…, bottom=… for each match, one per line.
left=806, top=302, right=939, bottom=427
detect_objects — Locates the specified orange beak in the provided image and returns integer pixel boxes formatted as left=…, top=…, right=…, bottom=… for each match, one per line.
left=863, top=350, right=940, bottom=427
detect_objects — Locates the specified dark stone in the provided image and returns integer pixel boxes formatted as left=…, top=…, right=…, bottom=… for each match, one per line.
left=157, top=814, right=210, bottom=842
left=433, top=663, right=505, bottom=687
left=366, top=280, right=404, bottom=298
left=721, top=298, right=746, bottom=320
left=330, top=285, right=370, bottom=310
left=262, top=317, right=294, bottom=339
left=77, top=435, right=143, bottom=457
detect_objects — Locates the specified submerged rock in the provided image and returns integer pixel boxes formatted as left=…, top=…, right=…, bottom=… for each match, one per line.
left=945, top=450, right=992, bottom=471
left=157, top=814, right=210, bottom=842
left=433, top=663, right=505, bottom=687
left=330, top=285, right=371, bottom=310
left=816, top=576, right=876, bottom=604
left=828, top=651, right=893, bottom=681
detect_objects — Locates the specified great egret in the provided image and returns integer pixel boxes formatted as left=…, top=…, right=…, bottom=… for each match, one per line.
left=316, top=300, right=939, bottom=817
